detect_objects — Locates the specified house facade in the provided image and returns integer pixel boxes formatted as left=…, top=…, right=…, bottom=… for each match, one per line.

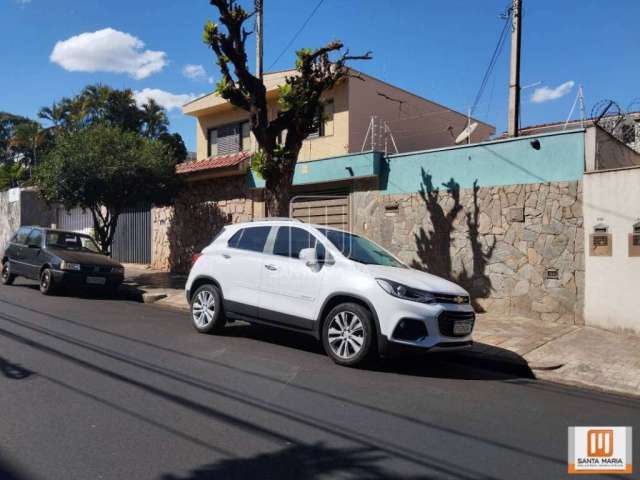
left=147, top=70, right=640, bottom=334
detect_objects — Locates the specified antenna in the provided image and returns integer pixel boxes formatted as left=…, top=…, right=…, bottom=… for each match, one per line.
left=455, top=122, right=479, bottom=144
left=563, top=84, right=585, bottom=130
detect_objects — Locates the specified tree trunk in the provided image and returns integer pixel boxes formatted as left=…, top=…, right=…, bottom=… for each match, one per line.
left=264, top=158, right=296, bottom=217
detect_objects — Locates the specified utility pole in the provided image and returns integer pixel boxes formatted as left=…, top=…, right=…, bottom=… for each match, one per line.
left=255, top=0, right=264, bottom=80
left=507, top=0, right=522, bottom=137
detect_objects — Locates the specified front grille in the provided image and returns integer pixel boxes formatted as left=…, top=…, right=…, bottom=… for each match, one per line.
left=80, top=265, right=112, bottom=274
left=434, top=292, right=470, bottom=305
left=438, top=311, right=475, bottom=337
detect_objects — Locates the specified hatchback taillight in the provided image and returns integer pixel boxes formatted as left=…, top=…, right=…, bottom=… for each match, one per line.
left=191, top=253, right=202, bottom=265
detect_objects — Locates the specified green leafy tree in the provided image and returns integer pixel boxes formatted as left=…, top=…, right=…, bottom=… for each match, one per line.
left=0, top=163, right=26, bottom=190
left=204, top=0, right=371, bottom=216
left=35, top=125, right=181, bottom=254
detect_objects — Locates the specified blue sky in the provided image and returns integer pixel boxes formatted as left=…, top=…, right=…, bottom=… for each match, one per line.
left=1, top=0, right=639, bottom=151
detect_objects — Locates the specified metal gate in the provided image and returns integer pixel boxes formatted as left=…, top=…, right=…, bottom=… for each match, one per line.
left=57, top=205, right=151, bottom=264
left=111, top=206, right=151, bottom=264
left=289, top=195, right=350, bottom=231
left=55, top=206, right=93, bottom=232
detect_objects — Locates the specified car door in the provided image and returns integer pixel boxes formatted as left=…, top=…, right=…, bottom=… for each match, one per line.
left=7, top=227, right=32, bottom=276
left=259, top=226, right=327, bottom=330
left=220, top=226, right=272, bottom=319
left=22, top=229, right=44, bottom=279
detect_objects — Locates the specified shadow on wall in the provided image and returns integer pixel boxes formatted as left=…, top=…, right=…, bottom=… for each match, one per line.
left=167, top=200, right=229, bottom=274
left=161, top=442, right=428, bottom=480
left=411, top=169, right=494, bottom=311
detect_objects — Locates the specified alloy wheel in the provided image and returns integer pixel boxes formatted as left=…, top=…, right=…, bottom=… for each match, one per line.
left=1, top=264, right=8, bottom=281
left=192, top=290, right=215, bottom=328
left=327, top=311, right=365, bottom=360
left=41, top=272, right=50, bottom=290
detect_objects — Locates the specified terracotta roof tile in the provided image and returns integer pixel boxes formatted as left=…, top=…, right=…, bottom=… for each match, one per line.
left=176, top=151, right=251, bottom=174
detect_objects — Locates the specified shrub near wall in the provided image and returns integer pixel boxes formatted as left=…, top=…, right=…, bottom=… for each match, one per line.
left=353, top=176, right=584, bottom=324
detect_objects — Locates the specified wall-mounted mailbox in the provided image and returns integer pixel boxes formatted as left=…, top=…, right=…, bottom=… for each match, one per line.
left=629, top=222, right=640, bottom=257
left=590, top=223, right=612, bottom=256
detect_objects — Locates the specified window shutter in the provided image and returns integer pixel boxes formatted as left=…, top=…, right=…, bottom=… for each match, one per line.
left=217, top=124, right=240, bottom=155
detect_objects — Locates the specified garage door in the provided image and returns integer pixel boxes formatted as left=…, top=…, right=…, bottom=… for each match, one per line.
left=290, top=195, right=350, bottom=231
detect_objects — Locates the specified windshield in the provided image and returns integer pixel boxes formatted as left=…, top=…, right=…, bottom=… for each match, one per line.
left=46, top=231, right=101, bottom=254
left=317, top=228, right=406, bottom=268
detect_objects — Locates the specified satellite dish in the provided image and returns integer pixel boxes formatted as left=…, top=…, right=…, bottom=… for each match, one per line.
left=455, top=122, right=479, bottom=144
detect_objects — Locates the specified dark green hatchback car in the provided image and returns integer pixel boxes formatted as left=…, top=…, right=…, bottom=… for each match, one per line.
left=1, top=226, right=124, bottom=295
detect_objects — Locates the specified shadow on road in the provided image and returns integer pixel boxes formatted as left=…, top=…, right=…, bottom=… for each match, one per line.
left=0, top=357, right=34, bottom=380
left=9, top=280, right=145, bottom=303
left=221, top=323, right=533, bottom=381
left=161, top=442, right=429, bottom=480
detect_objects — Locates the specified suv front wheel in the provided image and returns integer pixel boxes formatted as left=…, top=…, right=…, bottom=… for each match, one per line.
left=322, top=302, right=376, bottom=367
left=191, top=284, right=225, bottom=334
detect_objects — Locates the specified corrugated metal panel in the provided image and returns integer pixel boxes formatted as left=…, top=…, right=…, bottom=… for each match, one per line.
left=56, top=207, right=93, bottom=232
left=111, top=206, right=151, bottom=264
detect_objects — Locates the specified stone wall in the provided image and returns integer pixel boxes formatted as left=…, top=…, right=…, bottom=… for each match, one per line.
left=352, top=179, right=584, bottom=324
left=151, top=176, right=261, bottom=272
left=0, top=189, right=21, bottom=256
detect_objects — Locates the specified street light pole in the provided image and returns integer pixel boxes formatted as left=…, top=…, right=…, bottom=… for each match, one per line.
left=255, top=0, right=264, bottom=80
left=507, top=0, right=522, bottom=137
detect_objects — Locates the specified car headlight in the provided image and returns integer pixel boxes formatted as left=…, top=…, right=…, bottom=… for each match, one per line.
left=111, top=266, right=124, bottom=274
left=376, top=278, right=436, bottom=304
left=60, top=261, right=81, bottom=271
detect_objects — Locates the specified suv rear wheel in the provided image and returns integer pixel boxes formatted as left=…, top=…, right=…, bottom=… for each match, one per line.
left=322, top=302, right=376, bottom=367
left=191, top=284, right=225, bottom=334
left=1, top=262, right=16, bottom=285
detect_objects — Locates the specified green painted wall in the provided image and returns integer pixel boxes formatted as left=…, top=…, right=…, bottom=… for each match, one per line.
left=247, top=151, right=383, bottom=188
left=382, top=130, right=585, bottom=194
left=246, top=130, right=585, bottom=193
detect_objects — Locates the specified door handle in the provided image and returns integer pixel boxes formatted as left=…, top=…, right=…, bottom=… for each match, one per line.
left=264, top=264, right=278, bottom=271
left=222, top=253, right=231, bottom=259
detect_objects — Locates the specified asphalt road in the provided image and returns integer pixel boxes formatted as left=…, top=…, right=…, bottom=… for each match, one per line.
left=0, top=279, right=638, bottom=480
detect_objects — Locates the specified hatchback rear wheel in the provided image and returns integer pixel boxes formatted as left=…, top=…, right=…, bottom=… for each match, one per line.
left=1, top=262, right=16, bottom=285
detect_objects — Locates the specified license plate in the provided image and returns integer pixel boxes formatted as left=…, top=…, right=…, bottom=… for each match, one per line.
left=453, top=320, right=473, bottom=335
left=86, top=276, right=106, bottom=285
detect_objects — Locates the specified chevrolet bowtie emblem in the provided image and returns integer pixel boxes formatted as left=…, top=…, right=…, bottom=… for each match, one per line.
left=454, top=296, right=466, bottom=304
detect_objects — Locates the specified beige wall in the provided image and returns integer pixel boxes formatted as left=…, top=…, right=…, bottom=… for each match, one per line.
left=348, top=73, right=494, bottom=154
left=190, top=72, right=349, bottom=162
left=583, top=166, right=640, bottom=334
left=585, top=126, right=640, bottom=172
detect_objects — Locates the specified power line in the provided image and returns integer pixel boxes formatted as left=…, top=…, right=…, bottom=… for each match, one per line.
left=470, top=5, right=512, bottom=117
left=267, top=0, right=325, bottom=70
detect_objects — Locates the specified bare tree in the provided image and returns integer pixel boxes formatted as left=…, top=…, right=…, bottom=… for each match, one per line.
left=203, top=0, right=371, bottom=216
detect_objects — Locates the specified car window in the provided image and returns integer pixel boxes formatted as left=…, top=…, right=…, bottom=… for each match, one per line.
left=234, top=226, right=271, bottom=253
left=228, top=229, right=243, bottom=248
left=274, top=227, right=320, bottom=259
left=12, top=227, right=31, bottom=245
left=26, top=229, right=43, bottom=247
left=317, top=228, right=406, bottom=268
left=46, top=231, right=101, bottom=253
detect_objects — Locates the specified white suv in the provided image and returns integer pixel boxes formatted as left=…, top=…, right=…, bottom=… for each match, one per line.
left=186, top=219, right=475, bottom=367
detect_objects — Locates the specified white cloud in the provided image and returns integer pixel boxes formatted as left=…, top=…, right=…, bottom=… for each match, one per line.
left=133, top=88, right=202, bottom=111
left=50, top=28, right=168, bottom=80
left=531, top=81, right=575, bottom=104
left=182, top=64, right=206, bottom=80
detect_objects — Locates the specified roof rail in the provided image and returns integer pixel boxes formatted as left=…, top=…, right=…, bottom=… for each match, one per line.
left=249, top=217, right=301, bottom=223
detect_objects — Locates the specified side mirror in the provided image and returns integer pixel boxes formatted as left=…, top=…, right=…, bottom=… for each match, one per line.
left=299, top=247, right=318, bottom=266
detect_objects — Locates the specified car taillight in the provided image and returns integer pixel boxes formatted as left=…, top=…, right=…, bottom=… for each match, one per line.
left=191, top=253, right=202, bottom=265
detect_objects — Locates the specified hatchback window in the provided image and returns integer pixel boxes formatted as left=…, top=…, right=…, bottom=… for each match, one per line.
left=46, top=231, right=101, bottom=253
left=234, top=226, right=271, bottom=253
left=12, top=227, right=31, bottom=245
left=274, top=227, right=321, bottom=259
left=26, top=229, right=43, bottom=247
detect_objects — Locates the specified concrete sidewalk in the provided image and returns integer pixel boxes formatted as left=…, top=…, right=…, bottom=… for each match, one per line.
left=123, top=264, right=640, bottom=397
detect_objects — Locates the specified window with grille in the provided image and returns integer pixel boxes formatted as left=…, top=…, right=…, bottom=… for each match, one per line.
left=207, top=121, right=251, bottom=157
